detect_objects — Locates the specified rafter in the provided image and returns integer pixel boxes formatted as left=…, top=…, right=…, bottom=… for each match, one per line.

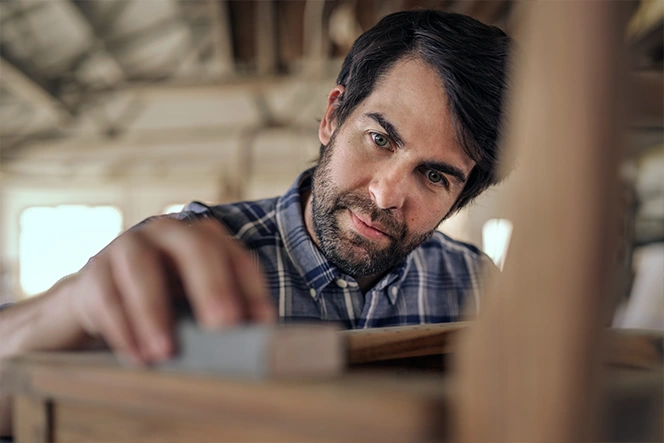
left=0, top=43, right=72, bottom=122
left=303, top=0, right=328, bottom=79
left=255, top=0, right=277, bottom=75
left=207, top=0, right=234, bottom=77
left=65, top=0, right=126, bottom=79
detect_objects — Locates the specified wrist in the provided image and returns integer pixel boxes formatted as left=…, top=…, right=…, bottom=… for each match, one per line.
left=1, top=277, right=90, bottom=358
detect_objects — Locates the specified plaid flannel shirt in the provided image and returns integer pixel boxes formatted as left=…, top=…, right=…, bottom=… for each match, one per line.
left=174, top=169, right=491, bottom=329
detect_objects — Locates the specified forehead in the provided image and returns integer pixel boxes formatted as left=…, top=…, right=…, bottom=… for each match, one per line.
left=352, top=58, right=474, bottom=172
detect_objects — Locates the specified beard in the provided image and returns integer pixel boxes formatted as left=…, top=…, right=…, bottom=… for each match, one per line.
left=310, top=138, right=435, bottom=278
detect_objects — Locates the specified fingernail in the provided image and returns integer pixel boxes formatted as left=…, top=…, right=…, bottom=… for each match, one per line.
left=203, top=301, right=237, bottom=329
left=151, top=334, right=171, bottom=360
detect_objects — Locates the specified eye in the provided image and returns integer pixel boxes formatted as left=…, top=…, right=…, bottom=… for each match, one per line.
left=426, top=170, right=447, bottom=186
left=371, top=132, right=389, bottom=148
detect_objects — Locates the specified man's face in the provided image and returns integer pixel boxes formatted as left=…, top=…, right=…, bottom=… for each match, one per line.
left=308, top=58, right=475, bottom=278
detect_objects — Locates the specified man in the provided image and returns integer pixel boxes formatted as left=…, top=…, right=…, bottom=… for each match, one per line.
left=0, top=9, right=510, bottom=434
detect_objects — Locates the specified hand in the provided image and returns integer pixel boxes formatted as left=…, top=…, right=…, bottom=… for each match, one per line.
left=65, top=217, right=275, bottom=364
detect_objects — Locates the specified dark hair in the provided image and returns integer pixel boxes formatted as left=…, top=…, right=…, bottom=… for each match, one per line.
left=327, top=10, right=512, bottom=215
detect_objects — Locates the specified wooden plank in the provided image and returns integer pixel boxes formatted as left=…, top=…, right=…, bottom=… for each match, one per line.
left=13, top=396, right=50, bottom=443
left=344, top=323, right=466, bottom=364
left=605, top=329, right=664, bottom=370
left=3, top=354, right=453, bottom=443
left=3, top=351, right=662, bottom=442
left=52, top=401, right=309, bottom=443
left=456, top=1, right=630, bottom=441
left=344, top=323, right=663, bottom=369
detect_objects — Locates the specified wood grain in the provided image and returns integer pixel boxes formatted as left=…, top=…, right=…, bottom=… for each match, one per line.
left=344, top=323, right=663, bottom=370
left=4, top=351, right=662, bottom=442
left=3, top=353, right=453, bottom=443
left=14, top=396, right=50, bottom=443
left=344, top=323, right=466, bottom=364
left=456, top=2, right=631, bottom=441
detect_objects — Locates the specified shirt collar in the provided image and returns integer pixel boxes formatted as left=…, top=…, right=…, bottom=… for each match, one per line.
left=275, top=168, right=412, bottom=303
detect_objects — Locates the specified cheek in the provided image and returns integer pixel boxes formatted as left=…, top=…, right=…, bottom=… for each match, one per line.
left=329, top=138, right=371, bottom=185
left=405, top=199, right=453, bottom=233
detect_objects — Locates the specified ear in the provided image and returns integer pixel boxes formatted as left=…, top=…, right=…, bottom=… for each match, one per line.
left=319, top=85, right=345, bottom=146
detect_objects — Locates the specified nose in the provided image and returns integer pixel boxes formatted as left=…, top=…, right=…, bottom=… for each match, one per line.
left=368, top=166, right=410, bottom=210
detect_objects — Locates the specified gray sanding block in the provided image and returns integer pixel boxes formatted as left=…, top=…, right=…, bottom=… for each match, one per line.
left=155, top=302, right=345, bottom=379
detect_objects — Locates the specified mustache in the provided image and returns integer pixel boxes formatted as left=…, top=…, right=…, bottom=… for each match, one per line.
left=333, top=193, right=406, bottom=239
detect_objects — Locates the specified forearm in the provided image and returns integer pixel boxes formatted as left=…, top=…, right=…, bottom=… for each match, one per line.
left=1, top=295, right=80, bottom=360
left=0, top=294, right=53, bottom=437
left=0, top=277, right=90, bottom=437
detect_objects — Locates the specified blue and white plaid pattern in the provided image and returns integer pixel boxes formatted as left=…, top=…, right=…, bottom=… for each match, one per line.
left=176, top=169, right=491, bottom=329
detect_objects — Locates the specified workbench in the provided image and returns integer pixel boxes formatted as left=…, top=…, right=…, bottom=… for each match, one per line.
left=2, top=326, right=662, bottom=443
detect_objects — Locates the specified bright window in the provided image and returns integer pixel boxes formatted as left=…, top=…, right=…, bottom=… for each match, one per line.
left=19, top=205, right=123, bottom=296
left=482, top=218, right=513, bottom=271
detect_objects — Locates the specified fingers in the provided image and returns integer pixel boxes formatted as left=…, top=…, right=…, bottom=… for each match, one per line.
left=195, top=220, right=276, bottom=323
left=142, top=219, right=243, bottom=329
left=142, top=218, right=276, bottom=328
left=75, top=256, right=142, bottom=363
left=74, top=217, right=274, bottom=364
left=109, top=233, right=173, bottom=362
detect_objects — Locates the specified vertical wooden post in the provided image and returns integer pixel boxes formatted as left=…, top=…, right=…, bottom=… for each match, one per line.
left=14, top=396, right=50, bottom=443
left=456, top=2, right=627, bottom=441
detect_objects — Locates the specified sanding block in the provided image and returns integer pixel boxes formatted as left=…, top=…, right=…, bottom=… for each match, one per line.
left=155, top=301, right=345, bottom=379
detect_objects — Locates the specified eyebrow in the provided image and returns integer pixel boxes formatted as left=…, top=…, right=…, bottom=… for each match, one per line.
left=365, top=112, right=468, bottom=185
left=366, top=112, right=405, bottom=148
left=422, top=161, right=468, bottom=185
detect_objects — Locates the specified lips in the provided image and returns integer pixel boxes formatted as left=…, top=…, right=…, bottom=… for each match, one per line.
left=348, top=210, right=391, bottom=240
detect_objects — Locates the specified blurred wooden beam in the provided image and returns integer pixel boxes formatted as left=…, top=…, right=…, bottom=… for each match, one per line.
left=207, top=0, right=234, bottom=77
left=277, top=1, right=305, bottom=70
left=65, top=0, right=126, bottom=81
left=630, top=71, right=664, bottom=128
left=255, top=0, right=277, bottom=75
left=451, top=0, right=511, bottom=25
left=303, top=0, right=328, bottom=79
left=0, top=48, right=71, bottom=123
left=227, top=1, right=255, bottom=69
left=457, top=1, right=627, bottom=441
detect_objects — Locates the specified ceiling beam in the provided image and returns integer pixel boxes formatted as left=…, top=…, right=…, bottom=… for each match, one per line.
left=207, top=0, right=234, bottom=77
left=0, top=44, right=72, bottom=123
left=303, top=0, right=328, bottom=79
left=65, top=0, right=126, bottom=79
left=255, top=0, right=277, bottom=75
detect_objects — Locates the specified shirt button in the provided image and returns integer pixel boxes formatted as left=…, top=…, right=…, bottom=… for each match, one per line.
left=309, top=288, right=317, bottom=298
left=391, top=287, right=398, bottom=297
left=336, top=279, right=348, bottom=288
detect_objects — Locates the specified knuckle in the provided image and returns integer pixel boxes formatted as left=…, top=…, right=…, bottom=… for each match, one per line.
left=147, top=216, right=185, bottom=232
left=91, top=277, right=116, bottom=311
left=186, top=228, right=220, bottom=257
left=110, top=233, right=156, bottom=269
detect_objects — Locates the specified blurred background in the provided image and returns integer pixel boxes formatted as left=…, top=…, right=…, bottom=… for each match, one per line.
left=0, top=0, right=661, bottom=327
